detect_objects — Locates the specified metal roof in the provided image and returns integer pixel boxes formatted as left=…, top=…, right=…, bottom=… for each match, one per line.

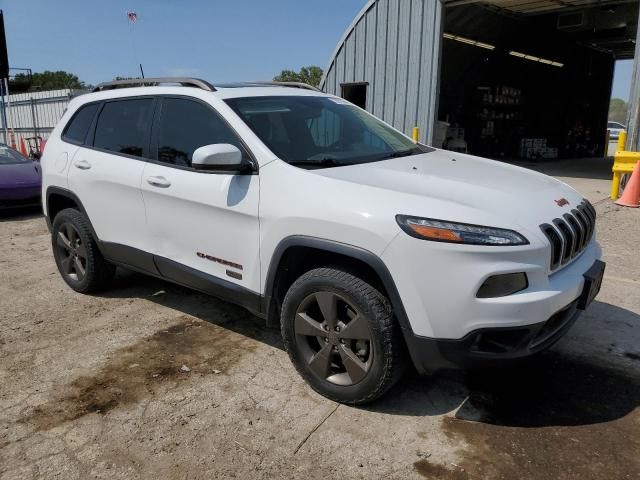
left=444, top=0, right=638, bottom=59
left=444, top=0, right=635, bottom=15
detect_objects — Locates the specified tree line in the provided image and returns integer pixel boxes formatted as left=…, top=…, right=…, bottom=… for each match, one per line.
left=608, top=98, right=628, bottom=125
left=9, top=66, right=324, bottom=92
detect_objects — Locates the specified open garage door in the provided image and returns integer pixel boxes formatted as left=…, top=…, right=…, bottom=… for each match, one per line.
left=438, top=0, right=638, bottom=160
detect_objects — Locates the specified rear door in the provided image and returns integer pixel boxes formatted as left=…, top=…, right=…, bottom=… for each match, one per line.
left=140, top=96, right=261, bottom=295
left=67, top=97, right=154, bottom=253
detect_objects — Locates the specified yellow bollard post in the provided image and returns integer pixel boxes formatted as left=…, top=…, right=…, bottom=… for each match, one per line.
left=612, top=131, right=629, bottom=199
left=611, top=171, right=621, bottom=200
left=617, top=130, right=627, bottom=151
left=412, top=127, right=419, bottom=143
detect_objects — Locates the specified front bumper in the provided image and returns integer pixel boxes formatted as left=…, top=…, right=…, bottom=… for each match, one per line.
left=381, top=230, right=603, bottom=373
left=382, top=232, right=602, bottom=339
left=406, top=300, right=581, bottom=373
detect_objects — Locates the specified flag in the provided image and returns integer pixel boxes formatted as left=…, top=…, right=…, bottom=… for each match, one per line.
left=127, top=11, right=137, bottom=23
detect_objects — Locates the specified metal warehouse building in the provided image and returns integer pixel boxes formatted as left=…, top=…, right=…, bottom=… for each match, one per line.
left=321, top=0, right=640, bottom=160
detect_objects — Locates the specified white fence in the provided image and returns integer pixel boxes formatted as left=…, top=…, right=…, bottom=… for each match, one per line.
left=0, top=88, right=88, bottom=146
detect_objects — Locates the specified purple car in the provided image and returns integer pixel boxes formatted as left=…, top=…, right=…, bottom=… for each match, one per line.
left=0, top=143, right=42, bottom=209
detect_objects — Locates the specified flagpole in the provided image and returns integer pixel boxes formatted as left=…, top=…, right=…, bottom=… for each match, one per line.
left=127, top=11, right=144, bottom=79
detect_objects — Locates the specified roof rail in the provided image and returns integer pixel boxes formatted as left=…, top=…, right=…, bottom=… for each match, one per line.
left=251, top=81, right=321, bottom=92
left=93, top=77, right=216, bottom=92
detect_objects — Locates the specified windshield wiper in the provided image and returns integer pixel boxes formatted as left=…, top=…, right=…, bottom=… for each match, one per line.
left=378, top=149, right=419, bottom=161
left=287, top=158, right=339, bottom=168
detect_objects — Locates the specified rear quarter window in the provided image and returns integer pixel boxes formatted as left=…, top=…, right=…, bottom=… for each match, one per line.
left=62, top=103, right=100, bottom=144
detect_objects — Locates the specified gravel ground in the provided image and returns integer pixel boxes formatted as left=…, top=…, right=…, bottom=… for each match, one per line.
left=1, top=193, right=639, bottom=479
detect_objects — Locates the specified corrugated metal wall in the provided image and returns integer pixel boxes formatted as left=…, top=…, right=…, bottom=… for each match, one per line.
left=0, top=89, right=87, bottom=146
left=320, top=0, right=443, bottom=144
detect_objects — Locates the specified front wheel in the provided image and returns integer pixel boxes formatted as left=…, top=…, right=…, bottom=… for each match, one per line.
left=281, top=267, right=406, bottom=405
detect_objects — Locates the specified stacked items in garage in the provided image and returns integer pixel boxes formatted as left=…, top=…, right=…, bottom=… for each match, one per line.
left=520, top=138, right=558, bottom=160
left=473, top=85, right=525, bottom=158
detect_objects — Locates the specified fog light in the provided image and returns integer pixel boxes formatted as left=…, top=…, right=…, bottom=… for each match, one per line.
left=477, top=273, right=528, bottom=298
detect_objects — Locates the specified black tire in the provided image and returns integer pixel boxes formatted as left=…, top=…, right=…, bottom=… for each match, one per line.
left=281, top=267, right=406, bottom=405
left=51, top=208, right=115, bottom=293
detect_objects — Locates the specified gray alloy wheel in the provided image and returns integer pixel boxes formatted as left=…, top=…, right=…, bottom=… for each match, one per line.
left=295, top=291, right=373, bottom=386
left=51, top=208, right=115, bottom=293
left=281, top=267, right=406, bottom=405
left=54, top=222, right=88, bottom=282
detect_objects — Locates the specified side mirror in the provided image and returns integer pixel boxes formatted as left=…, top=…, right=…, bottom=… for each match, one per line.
left=192, top=144, right=245, bottom=171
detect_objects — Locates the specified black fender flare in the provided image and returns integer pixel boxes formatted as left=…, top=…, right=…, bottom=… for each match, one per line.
left=45, top=186, right=103, bottom=253
left=262, top=235, right=420, bottom=350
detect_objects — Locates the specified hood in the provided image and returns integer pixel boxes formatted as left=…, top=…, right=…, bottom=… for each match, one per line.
left=0, top=161, right=42, bottom=188
left=313, top=149, right=583, bottom=231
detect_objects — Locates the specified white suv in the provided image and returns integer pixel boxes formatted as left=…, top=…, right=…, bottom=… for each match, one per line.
left=41, top=78, right=605, bottom=404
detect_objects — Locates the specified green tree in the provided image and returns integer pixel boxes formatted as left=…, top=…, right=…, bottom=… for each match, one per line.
left=608, top=98, right=628, bottom=124
left=273, top=66, right=323, bottom=88
left=13, top=70, right=89, bottom=90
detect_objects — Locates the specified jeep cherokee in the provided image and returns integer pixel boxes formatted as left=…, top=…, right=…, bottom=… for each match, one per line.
left=41, top=78, right=605, bottom=404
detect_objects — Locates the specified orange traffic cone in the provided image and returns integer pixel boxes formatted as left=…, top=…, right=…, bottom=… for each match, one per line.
left=615, top=160, right=640, bottom=208
left=19, top=137, right=28, bottom=157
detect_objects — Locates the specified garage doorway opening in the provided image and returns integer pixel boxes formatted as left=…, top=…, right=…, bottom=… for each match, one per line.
left=341, top=83, right=368, bottom=109
left=438, top=1, right=638, bottom=161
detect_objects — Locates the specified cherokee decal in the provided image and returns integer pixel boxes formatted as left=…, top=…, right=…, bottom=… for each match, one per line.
left=196, top=252, right=243, bottom=271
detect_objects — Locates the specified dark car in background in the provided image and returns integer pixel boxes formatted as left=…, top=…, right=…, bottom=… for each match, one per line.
left=0, top=143, right=42, bottom=210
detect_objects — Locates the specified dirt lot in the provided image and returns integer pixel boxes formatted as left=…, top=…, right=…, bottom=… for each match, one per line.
left=1, top=179, right=639, bottom=479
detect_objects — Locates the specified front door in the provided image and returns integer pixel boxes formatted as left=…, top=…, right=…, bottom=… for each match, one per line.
left=140, top=96, right=261, bottom=296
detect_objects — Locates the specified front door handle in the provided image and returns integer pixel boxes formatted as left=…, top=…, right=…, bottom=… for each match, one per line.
left=73, top=159, right=91, bottom=170
left=146, top=176, right=171, bottom=188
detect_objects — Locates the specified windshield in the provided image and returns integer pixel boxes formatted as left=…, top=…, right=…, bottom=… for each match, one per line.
left=225, top=96, right=432, bottom=168
left=0, top=144, right=29, bottom=165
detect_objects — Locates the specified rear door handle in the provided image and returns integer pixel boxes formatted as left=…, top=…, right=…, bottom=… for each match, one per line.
left=73, top=159, right=91, bottom=170
left=146, top=176, right=171, bottom=188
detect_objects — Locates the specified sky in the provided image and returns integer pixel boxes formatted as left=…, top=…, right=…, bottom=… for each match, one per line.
left=612, top=60, right=634, bottom=100
left=1, top=0, right=365, bottom=85
left=0, top=0, right=634, bottom=100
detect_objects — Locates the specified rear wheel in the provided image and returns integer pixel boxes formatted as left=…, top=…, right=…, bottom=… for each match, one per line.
left=281, top=267, right=406, bottom=404
left=51, top=208, right=115, bottom=293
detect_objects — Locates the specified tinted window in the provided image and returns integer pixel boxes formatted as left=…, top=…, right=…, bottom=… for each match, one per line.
left=155, top=98, right=249, bottom=167
left=0, top=143, right=29, bottom=164
left=94, top=99, right=154, bottom=157
left=63, top=103, right=99, bottom=144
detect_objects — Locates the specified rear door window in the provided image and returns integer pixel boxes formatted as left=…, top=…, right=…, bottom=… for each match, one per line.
left=93, top=98, right=154, bottom=157
left=154, top=97, right=250, bottom=168
left=63, top=103, right=100, bottom=144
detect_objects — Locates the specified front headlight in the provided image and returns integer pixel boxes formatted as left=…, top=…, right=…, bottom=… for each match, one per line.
left=396, top=215, right=529, bottom=246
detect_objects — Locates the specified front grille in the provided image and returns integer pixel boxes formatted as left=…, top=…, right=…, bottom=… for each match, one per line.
left=540, top=199, right=596, bottom=272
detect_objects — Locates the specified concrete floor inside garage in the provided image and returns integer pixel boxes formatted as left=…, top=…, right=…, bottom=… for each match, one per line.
left=0, top=160, right=638, bottom=479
